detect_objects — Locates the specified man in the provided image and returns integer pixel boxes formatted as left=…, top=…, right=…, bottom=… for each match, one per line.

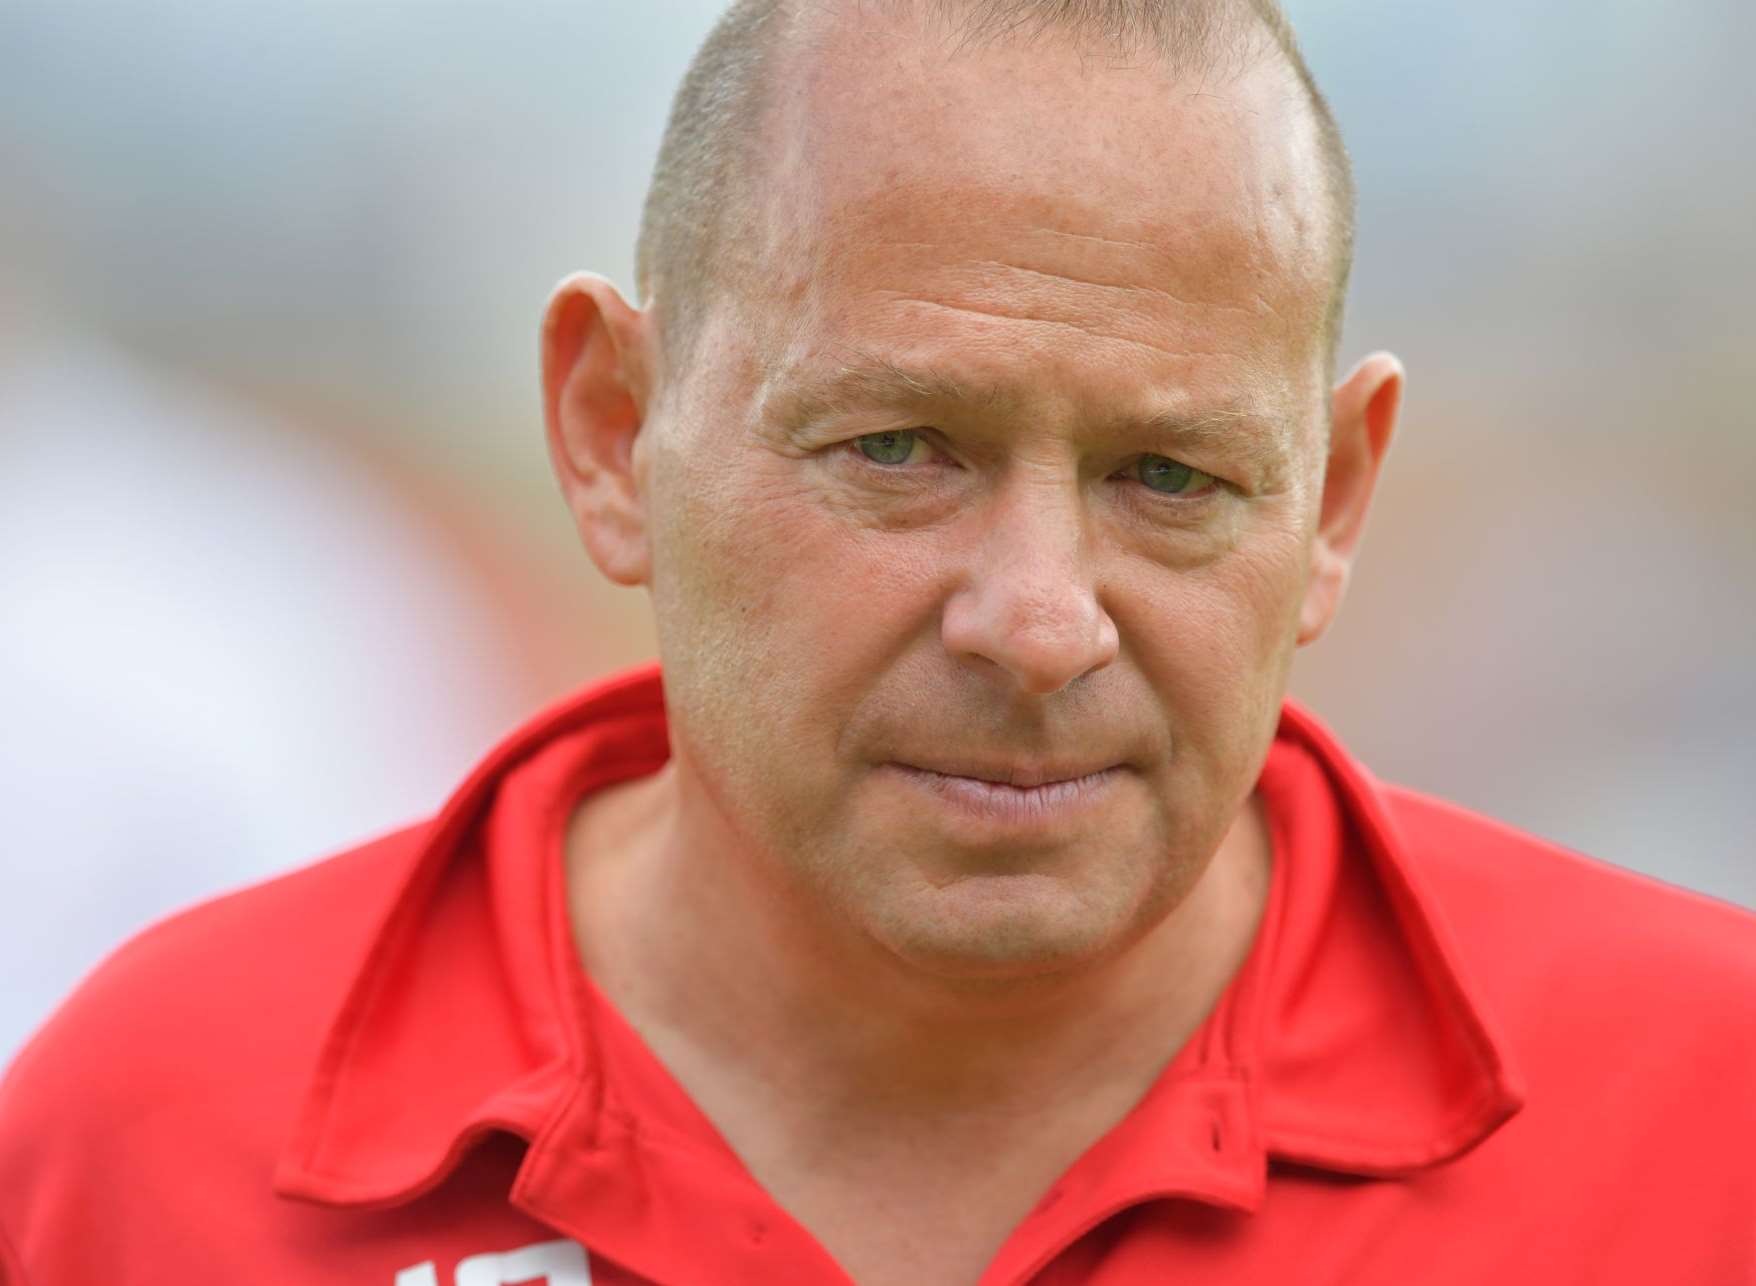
left=2, top=0, right=1752, bottom=1283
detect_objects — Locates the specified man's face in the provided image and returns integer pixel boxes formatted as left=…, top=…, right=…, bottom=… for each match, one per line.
left=638, top=12, right=1336, bottom=979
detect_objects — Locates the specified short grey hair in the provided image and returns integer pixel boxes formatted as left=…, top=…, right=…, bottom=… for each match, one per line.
left=635, top=0, right=1355, bottom=368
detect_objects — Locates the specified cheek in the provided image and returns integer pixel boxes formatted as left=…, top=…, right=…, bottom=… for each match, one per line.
left=668, top=464, right=939, bottom=641
left=1118, top=526, right=1309, bottom=766
left=648, top=451, right=943, bottom=762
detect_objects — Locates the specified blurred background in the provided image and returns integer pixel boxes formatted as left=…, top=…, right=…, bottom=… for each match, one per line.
left=1, top=0, right=1751, bottom=1064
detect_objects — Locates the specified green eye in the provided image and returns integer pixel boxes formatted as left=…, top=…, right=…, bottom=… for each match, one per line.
left=1135, top=455, right=1212, bottom=495
left=855, top=430, right=920, bottom=465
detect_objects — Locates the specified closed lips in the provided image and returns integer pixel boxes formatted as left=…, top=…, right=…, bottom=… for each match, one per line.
left=891, top=762, right=1121, bottom=788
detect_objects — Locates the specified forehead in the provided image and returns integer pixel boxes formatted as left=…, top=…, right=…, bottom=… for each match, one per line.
left=703, top=6, right=1333, bottom=437
left=762, top=7, right=1327, bottom=289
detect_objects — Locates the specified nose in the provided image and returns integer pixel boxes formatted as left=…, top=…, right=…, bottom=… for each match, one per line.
left=940, top=479, right=1119, bottom=696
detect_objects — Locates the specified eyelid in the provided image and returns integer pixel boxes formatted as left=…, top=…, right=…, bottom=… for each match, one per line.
left=1119, top=455, right=1224, bottom=498
left=836, top=436, right=1227, bottom=496
left=846, top=428, right=946, bottom=466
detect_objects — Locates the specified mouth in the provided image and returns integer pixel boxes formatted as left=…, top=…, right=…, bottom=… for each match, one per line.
left=883, top=761, right=1125, bottom=827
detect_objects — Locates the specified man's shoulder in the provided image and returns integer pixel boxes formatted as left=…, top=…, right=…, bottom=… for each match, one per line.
left=0, top=823, right=429, bottom=1204
left=1380, top=783, right=1756, bottom=1041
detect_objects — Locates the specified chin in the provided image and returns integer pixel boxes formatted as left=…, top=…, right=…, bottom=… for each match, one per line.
left=862, top=871, right=1150, bottom=982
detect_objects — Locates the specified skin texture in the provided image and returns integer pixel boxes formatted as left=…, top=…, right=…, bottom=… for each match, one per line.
left=542, top=6, right=1402, bottom=1281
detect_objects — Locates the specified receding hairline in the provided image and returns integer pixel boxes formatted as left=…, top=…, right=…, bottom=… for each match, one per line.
left=635, top=0, right=1356, bottom=372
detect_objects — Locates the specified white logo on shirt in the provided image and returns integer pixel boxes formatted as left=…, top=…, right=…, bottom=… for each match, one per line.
left=394, top=1238, right=592, bottom=1285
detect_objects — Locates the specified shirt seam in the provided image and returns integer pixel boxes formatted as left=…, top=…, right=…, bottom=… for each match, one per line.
left=0, top=1209, right=32, bottom=1286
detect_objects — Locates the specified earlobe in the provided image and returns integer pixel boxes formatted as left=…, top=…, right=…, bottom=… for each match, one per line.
left=541, top=272, right=655, bottom=587
left=1297, top=351, right=1404, bottom=647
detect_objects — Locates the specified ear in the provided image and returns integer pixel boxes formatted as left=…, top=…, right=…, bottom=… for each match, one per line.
left=1298, top=351, right=1404, bottom=646
left=541, top=272, right=656, bottom=587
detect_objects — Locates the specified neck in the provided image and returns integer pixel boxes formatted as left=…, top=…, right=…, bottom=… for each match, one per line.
left=566, top=757, right=1274, bottom=1129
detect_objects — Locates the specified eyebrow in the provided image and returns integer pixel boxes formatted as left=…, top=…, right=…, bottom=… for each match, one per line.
left=764, top=357, right=1002, bottom=429
left=764, top=356, right=1296, bottom=480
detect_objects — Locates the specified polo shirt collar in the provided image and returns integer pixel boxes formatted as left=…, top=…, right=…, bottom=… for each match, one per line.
left=1250, top=702, right=1525, bottom=1175
left=273, top=664, right=1524, bottom=1221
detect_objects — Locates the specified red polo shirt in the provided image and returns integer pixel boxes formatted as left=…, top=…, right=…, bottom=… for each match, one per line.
left=3, top=663, right=1753, bottom=1284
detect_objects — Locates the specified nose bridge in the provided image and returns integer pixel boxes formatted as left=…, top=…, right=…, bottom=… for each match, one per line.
left=990, top=467, right=1087, bottom=587
left=941, top=467, right=1119, bottom=695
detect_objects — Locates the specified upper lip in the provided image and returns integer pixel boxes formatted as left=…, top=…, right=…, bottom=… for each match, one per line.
left=892, top=759, right=1122, bottom=789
